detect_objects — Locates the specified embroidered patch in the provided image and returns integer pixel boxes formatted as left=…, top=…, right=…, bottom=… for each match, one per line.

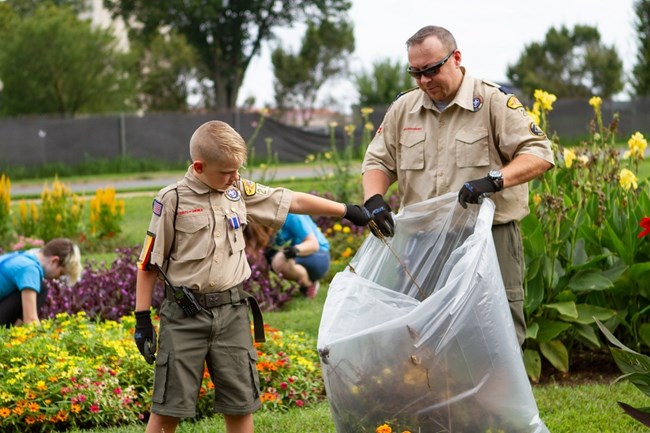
left=225, top=188, right=241, bottom=201
left=507, top=95, right=523, bottom=110
left=256, top=185, right=270, bottom=196
left=376, top=126, right=383, bottom=135
left=152, top=199, right=163, bottom=216
left=473, top=96, right=483, bottom=111
left=529, top=122, right=546, bottom=137
left=242, top=179, right=257, bottom=196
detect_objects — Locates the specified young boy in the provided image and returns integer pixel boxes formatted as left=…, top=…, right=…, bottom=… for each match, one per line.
left=134, top=120, right=369, bottom=433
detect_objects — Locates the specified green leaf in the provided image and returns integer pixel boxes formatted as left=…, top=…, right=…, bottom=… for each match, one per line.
left=532, top=318, right=572, bottom=342
left=524, top=271, right=545, bottom=314
left=601, top=259, right=628, bottom=284
left=609, top=347, right=650, bottom=378
left=540, top=340, right=569, bottom=372
left=630, top=262, right=650, bottom=281
left=596, top=318, right=635, bottom=352
left=640, top=324, right=650, bottom=349
left=573, top=323, right=601, bottom=348
left=559, top=304, right=616, bottom=324
left=545, top=301, right=578, bottom=318
left=525, top=322, right=539, bottom=340
left=523, top=348, right=542, bottom=382
left=605, top=219, right=633, bottom=264
left=614, top=370, right=650, bottom=397
left=568, top=271, right=613, bottom=292
left=618, top=402, right=650, bottom=428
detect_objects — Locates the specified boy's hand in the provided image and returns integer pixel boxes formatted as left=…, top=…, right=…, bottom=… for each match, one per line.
left=343, top=204, right=371, bottom=226
left=134, top=310, right=157, bottom=364
left=283, top=245, right=299, bottom=259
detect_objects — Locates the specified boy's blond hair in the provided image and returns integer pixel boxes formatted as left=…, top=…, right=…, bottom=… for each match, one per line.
left=189, top=120, right=247, bottom=167
left=42, top=238, right=82, bottom=285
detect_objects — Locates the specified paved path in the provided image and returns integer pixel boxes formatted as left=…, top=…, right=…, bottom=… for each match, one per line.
left=9, top=164, right=359, bottom=198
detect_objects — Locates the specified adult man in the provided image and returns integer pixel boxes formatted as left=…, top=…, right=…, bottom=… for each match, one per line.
left=362, top=25, right=554, bottom=345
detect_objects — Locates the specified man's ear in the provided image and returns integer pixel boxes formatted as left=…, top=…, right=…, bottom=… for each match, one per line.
left=192, top=160, right=204, bottom=174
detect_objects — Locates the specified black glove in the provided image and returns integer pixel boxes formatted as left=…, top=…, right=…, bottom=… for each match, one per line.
left=364, top=194, right=395, bottom=237
left=458, top=176, right=501, bottom=209
left=134, top=310, right=157, bottom=364
left=283, top=245, right=299, bottom=259
left=343, top=204, right=371, bottom=226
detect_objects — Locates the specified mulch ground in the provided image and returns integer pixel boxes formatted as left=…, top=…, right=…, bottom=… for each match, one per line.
left=536, top=349, right=622, bottom=385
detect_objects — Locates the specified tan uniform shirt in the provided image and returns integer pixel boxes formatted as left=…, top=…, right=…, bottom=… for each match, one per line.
left=138, top=167, right=293, bottom=293
left=362, top=70, right=555, bottom=224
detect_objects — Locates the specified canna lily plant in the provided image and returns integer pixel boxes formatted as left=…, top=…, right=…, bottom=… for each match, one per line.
left=521, top=91, right=650, bottom=381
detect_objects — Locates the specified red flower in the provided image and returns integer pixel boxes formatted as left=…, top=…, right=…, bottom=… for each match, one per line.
left=639, top=217, right=650, bottom=238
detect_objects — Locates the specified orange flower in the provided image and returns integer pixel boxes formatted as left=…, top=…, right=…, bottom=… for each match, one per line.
left=0, top=407, right=10, bottom=418
left=27, top=402, right=39, bottom=412
left=71, top=404, right=81, bottom=414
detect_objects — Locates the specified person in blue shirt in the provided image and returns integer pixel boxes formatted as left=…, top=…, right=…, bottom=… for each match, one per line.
left=0, top=238, right=81, bottom=327
left=268, top=213, right=330, bottom=298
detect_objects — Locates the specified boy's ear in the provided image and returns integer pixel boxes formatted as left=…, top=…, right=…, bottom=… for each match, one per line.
left=192, top=160, right=204, bottom=174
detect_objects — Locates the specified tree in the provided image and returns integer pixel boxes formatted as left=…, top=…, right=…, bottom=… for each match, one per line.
left=0, top=5, right=136, bottom=117
left=103, top=0, right=353, bottom=110
left=632, top=0, right=650, bottom=96
left=2, top=0, right=88, bottom=16
left=354, top=58, right=414, bottom=107
left=271, top=18, right=354, bottom=126
left=130, top=31, right=200, bottom=112
left=507, top=25, right=624, bottom=98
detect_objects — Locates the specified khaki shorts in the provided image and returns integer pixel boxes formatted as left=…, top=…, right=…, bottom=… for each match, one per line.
left=151, top=298, right=262, bottom=418
left=492, top=222, right=526, bottom=346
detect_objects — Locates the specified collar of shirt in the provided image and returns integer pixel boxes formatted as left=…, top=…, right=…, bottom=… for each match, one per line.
left=184, top=165, right=212, bottom=195
left=410, top=68, right=478, bottom=114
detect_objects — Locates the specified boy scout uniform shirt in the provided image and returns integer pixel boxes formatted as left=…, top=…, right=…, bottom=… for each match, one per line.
left=362, top=69, right=555, bottom=225
left=138, top=167, right=293, bottom=293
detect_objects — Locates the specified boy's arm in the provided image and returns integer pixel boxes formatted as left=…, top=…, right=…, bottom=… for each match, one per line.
left=289, top=191, right=369, bottom=226
left=135, top=268, right=158, bottom=311
left=20, top=288, right=40, bottom=326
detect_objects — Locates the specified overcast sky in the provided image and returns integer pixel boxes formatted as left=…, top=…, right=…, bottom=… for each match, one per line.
left=237, top=0, right=638, bottom=111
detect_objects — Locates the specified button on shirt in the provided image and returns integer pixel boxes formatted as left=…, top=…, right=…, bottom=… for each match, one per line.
left=362, top=70, right=555, bottom=224
left=138, top=167, right=293, bottom=293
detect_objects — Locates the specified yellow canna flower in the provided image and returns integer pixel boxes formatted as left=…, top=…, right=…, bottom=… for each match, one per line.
left=344, top=124, right=356, bottom=136
left=563, top=148, right=577, bottom=168
left=329, top=121, right=338, bottom=129
left=619, top=168, right=638, bottom=190
left=360, top=107, right=374, bottom=116
left=534, top=89, right=557, bottom=111
left=364, top=121, right=374, bottom=131
left=625, top=131, right=647, bottom=159
left=533, top=194, right=542, bottom=206
left=588, top=96, right=602, bottom=110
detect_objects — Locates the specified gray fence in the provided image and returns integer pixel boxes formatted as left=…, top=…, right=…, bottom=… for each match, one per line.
left=1, top=98, right=649, bottom=169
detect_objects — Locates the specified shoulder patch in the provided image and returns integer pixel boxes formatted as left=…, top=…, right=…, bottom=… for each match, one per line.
left=529, top=122, right=546, bottom=137
left=507, top=95, right=523, bottom=110
left=152, top=199, right=163, bottom=216
left=242, top=179, right=257, bottom=196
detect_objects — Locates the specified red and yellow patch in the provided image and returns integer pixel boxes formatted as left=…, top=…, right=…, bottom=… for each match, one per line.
left=137, top=232, right=155, bottom=270
left=507, top=95, right=523, bottom=110
left=242, top=179, right=257, bottom=196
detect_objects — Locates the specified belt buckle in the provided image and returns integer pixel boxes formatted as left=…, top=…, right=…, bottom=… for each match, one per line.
left=204, top=292, right=224, bottom=308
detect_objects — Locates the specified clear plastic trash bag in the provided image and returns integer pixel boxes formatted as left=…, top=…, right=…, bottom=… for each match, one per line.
left=318, top=193, right=548, bottom=433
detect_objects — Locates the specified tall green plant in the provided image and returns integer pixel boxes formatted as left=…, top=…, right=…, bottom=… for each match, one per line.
left=522, top=91, right=650, bottom=381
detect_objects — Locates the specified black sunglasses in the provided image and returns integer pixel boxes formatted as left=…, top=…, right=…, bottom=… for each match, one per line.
left=407, top=51, right=455, bottom=79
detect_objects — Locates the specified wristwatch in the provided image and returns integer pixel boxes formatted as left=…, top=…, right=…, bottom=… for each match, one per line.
left=488, top=169, right=504, bottom=191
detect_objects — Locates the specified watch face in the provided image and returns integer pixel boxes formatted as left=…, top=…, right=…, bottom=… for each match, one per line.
left=489, top=170, right=502, bottom=179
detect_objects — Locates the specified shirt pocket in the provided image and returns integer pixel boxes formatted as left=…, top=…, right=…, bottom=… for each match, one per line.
left=399, top=130, right=426, bottom=170
left=175, top=213, right=210, bottom=261
left=226, top=211, right=247, bottom=255
left=455, top=127, right=489, bottom=167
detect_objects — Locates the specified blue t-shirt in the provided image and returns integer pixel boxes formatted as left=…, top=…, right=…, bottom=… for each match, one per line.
left=275, top=214, right=330, bottom=252
left=0, top=251, right=44, bottom=300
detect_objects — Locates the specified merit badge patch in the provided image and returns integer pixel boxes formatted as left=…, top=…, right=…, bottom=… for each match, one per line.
left=152, top=199, right=163, bottom=216
left=507, top=95, right=523, bottom=110
left=225, top=188, right=241, bottom=201
left=473, top=96, right=483, bottom=112
left=242, top=179, right=257, bottom=196
left=529, top=122, right=546, bottom=137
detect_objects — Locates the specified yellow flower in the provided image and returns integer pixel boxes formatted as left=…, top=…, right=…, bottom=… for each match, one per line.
left=329, top=121, right=338, bottom=128
left=526, top=109, right=540, bottom=125
left=344, top=124, right=356, bottom=136
left=563, top=148, right=577, bottom=168
left=533, top=89, right=557, bottom=111
left=333, top=223, right=342, bottom=232
left=364, top=121, right=374, bottom=131
left=360, top=107, right=374, bottom=116
left=533, top=194, right=541, bottom=206
left=625, top=132, right=647, bottom=159
left=588, top=96, right=602, bottom=110
left=342, top=226, right=351, bottom=234
left=304, top=154, right=315, bottom=163
left=619, top=169, right=638, bottom=190
left=324, top=152, right=332, bottom=160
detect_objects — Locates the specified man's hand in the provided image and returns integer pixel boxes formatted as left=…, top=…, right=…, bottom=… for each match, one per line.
left=343, top=204, right=371, bottom=226
left=283, top=245, right=299, bottom=259
left=134, top=310, right=157, bottom=364
left=458, top=176, right=502, bottom=209
left=364, top=194, right=395, bottom=237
